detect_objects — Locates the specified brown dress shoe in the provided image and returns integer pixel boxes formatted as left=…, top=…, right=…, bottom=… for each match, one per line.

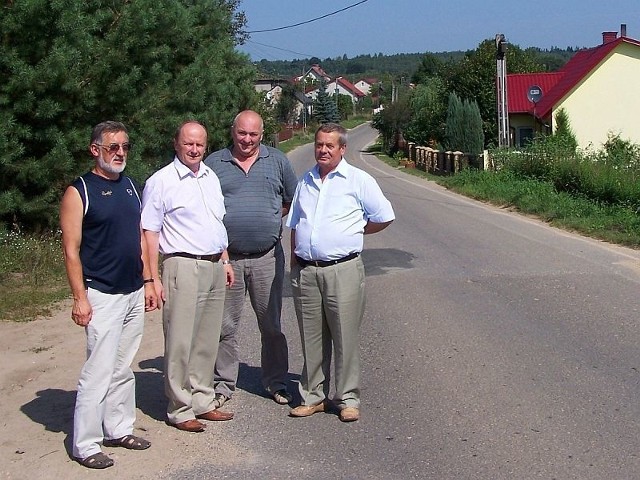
left=172, top=419, right=206, bottom=432
left=196, top=409, right=234, bottom=421
left=339, top=407, right=360, bottom=422
left=289, top=402, right=326, bottom=417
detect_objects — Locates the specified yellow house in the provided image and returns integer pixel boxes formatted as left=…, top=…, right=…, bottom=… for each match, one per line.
left=507, top=27, right=640, bottom=150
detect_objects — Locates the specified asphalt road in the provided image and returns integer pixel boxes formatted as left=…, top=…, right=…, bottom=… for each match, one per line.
left=169, top=123, right=640, bottom=479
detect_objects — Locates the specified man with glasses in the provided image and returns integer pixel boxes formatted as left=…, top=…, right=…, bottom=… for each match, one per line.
left=142, top=120, right=235, bottom=433
left=60, top=121, right=158, bottom=469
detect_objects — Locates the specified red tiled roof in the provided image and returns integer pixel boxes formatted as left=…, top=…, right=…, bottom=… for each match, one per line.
left=507, top=72, right=563, bottom=113
left=508, top=36, right=640, bottom=119
left=534, top=36, right=640, bottom=118
left=336, top=77, right=365, bottom=97
left=310, top=64, right=330, bottom=80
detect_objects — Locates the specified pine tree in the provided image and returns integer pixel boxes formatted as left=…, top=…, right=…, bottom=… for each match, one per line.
left=0, top=0, right=257, bottom=231
left=313, top=79, right=340, bottom=124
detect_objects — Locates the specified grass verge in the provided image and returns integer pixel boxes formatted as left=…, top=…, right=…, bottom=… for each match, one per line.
left=369, top=143, right=640, bottom=249
left=278, top=116, right=370, bottom=154
left=0, top=231, right=69, bottom=322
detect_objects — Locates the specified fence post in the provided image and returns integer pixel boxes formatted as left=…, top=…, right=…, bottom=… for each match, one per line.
left=483, top=149, right=491, bottom=170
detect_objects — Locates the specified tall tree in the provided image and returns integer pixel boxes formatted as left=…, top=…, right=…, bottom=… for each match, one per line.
left=443, top=93, right=485, bottom=153
left=444, top=92, right=465, bottom=151
left=462, top=98, right=485, bottom=154
left=0, top=0, right=257, bottom=231
left=404, top=78, right=447, bottom=147
left=313, top=78, right=340, bottom=124
left=274, top=84, right=299, bottom=125
left=440, top=39, right=543, bottom=147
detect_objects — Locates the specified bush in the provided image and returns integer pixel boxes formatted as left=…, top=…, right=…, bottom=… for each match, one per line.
left=491, top=136, right=640, bottom=210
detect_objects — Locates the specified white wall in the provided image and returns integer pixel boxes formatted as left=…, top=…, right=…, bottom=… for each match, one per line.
left=555, top=43, right=640, bottom=150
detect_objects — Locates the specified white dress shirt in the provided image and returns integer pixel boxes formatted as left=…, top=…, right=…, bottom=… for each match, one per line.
left=141, top=157, right=228, bottom=255
left=286, top=158, right=395, bottom=261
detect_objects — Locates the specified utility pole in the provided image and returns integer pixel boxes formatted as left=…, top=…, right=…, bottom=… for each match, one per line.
left=496, top=33, right=510, bottom=148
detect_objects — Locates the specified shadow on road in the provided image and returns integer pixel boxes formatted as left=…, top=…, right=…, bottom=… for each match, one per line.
left=362, top=248, right=415, bottom=276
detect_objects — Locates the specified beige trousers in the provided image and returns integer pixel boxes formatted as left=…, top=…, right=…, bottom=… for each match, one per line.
left=290, top=256, right=365, bottom=409
left=162, top=257, right=226, bottom=424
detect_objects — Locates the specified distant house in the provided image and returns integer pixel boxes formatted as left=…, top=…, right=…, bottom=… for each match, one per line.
left=292, top=90, right=313, bottom=125
left=354, top=78, right=379, bottom=96
left=254, top=78, right=288, bottom=95
left=295, top=64, right=331, bottom=84
left=507, top=25, right=640, bottom=149
left=251, top=78, right=309, bottom=126
left=326, top=77, right=365, bottom=103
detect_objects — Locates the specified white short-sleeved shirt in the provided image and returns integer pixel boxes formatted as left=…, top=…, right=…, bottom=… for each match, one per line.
left=286, top=158, right=395, bottom=261
left=141, top=157, right=228, bottom=255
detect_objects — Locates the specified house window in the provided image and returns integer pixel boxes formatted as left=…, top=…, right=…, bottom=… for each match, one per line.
left=517, top=127, right=534, bottom=147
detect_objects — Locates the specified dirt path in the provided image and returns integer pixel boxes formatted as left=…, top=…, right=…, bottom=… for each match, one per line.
left=0, top=299, right=245, bottom=479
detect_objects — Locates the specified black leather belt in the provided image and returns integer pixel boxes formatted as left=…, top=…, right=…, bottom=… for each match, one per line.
left=229, top=242, right=278, bottom=259
left=295, top=252, right=359, bottom=268
left=164, top=252, right=222, bottom=262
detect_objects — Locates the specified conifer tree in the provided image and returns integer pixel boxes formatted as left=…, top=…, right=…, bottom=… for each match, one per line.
left=552, top=108, right=578, bottom=153
left=444, top=93, right=484, bottom=153
left=444, top=92, right=464, bottom=151
left=463, top=98, right=485, bottom=154
left=0, top=0, right=257, bottom=231
left=313, top=79, right=340, bottom=124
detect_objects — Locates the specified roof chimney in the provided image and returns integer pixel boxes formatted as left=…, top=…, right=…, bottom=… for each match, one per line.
left=602, top=31, right=618, bottom=44
left=621, top=24, right=627, bottom=37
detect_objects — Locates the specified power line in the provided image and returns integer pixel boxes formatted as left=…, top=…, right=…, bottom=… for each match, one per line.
left=247, top=0, right=370, bottom=34
left=244, top=39, right=318, bottom=60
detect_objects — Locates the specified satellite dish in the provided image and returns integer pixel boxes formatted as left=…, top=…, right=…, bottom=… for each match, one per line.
left=527, top=85, right=543, bottom=103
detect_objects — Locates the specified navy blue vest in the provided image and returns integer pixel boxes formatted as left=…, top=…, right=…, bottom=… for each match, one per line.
left=72, top=172, right=143, bottom=294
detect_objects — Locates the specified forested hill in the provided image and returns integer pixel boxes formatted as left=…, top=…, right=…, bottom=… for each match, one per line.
left=252, top=47, right=577, bottom=81
left=253, top=52, right=462, bottom=80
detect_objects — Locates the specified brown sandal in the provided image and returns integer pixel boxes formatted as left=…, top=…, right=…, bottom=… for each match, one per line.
left=104, top=434, right=151, bottom=450
left=76, top=452, right=114, bottom=469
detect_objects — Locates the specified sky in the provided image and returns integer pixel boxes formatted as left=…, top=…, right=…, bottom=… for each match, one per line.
left=236, top=0, right=640, bottom=61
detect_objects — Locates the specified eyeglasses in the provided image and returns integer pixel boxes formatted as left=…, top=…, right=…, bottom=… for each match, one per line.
left=94, top=143, right=132, bottom=154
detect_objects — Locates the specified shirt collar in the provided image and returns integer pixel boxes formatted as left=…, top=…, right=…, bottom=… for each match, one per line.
left=173, top=156, right=209, bottom=179
left=311, top=158, right=349, bottom=180
left=221, top=144, right=269, bottom=163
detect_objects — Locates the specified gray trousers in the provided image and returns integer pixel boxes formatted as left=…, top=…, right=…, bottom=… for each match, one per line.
left=214, top=242, right=289, bottom=398
left=162, top=257, right=226, bottom=424
left=290, top=256, right=365, bottom=409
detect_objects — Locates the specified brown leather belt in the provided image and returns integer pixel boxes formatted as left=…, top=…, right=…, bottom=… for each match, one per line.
left=295, top=252, right=359, bottom=268
left=164, top=252, right=222, bottom=262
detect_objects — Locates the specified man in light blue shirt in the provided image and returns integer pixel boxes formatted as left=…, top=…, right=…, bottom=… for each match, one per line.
left=286, top=123, right=394, bottom=422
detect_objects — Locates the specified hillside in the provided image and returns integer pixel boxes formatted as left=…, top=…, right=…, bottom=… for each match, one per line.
left=252, top=47, right=576, bottom=82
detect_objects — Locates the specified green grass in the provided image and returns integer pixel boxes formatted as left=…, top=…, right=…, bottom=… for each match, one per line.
left=371, top=142, right=640, bottom=249
left=0, top=231, right=69, bottom=322
left=278, top=116, right=371, bottom=154
left=278, top=130, right=314, bottom=154
left=438, top=169, right=640, bottom=247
